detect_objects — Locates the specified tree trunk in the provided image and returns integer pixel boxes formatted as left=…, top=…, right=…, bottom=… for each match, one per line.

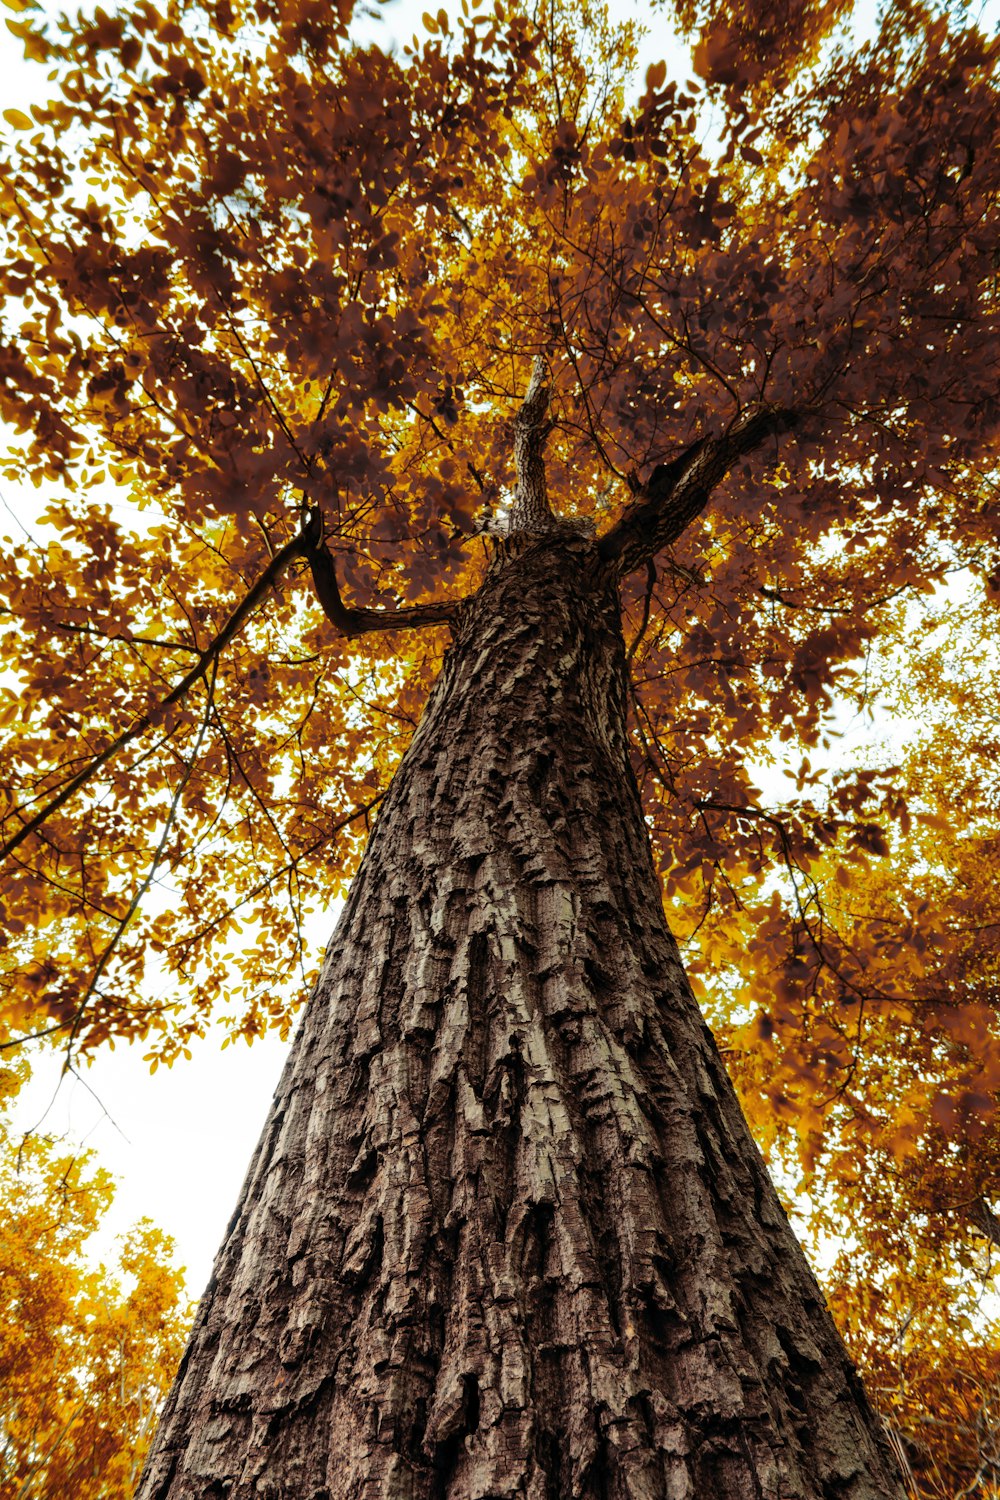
left=137, top=534, right=904, bottom=1500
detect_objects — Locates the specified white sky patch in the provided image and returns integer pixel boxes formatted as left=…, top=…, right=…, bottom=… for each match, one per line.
left=11, top=1021, right=294, bottom=1292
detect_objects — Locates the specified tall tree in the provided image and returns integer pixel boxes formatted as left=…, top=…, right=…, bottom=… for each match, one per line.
left=1, top=0, right=998, bottom=1493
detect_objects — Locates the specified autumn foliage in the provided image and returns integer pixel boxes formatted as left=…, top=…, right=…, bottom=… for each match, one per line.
left=1, top=0, right=999, bottom=1488
left=0, top=1066, right=190, bottom=1498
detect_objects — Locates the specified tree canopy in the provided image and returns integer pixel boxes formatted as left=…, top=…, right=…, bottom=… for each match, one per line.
left=1, top=0, right=999, bottom=1489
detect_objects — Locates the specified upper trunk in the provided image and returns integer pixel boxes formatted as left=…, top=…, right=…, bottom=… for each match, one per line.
left=137, top=534, right=904, bottom=1500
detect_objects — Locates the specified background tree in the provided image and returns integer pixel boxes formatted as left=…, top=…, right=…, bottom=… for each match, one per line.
left=1, top=0, right=999, bottom=1492
left=0, top=1063, right=190, bottom=1499
left=709, top=590, right=1000, bottom=1495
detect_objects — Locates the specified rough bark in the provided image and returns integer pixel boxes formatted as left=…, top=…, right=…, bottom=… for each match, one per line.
left=137, top=534, right=905, bottom=1500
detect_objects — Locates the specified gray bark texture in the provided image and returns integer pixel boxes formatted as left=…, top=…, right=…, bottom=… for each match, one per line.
left=137, top=533, right=905, bottom=1500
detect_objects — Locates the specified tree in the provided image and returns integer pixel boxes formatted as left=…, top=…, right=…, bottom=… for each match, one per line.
left=735, top=598, right=1000, bottom=1496
left=0, top=1064, right=190, bottom=1499
left=1, top=0, right=999, bottom=1492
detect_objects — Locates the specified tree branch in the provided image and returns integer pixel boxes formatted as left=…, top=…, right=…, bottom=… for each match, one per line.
left=61, top=655, right=219, bottom=1062
left=1, top=506, right=463, bottom=866
left=0, top=527, right=311, bottom=869
left=0, top=608, right=200, bottom=655
left=301, top=510, right=462, bottom=636
left=598, top=405, right=804, bottom=575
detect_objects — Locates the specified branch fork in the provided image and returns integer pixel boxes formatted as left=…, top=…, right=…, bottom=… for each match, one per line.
left=598, top=404, right=806, bottom=575
left=300, top=509, right=460, bottom=637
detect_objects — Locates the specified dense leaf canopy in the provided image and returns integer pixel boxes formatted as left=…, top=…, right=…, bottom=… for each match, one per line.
left=1, top=0, right=999, bottom=1487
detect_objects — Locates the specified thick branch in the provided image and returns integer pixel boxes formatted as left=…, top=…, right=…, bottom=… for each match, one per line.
left=598, top=405, right=803, bottom=575
left=507, top=355, right=554, bottom=533
left=302, top=512, right=461, bottom=636
left=964, top=1196, right=1000, bottom=1249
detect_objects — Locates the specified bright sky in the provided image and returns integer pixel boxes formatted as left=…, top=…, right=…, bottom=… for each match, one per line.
left=2, top=0, right=996, bottom=1305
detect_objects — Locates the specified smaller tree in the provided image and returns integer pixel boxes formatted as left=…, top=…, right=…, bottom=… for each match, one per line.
left=0, top=1064, right=191, bottom=1500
